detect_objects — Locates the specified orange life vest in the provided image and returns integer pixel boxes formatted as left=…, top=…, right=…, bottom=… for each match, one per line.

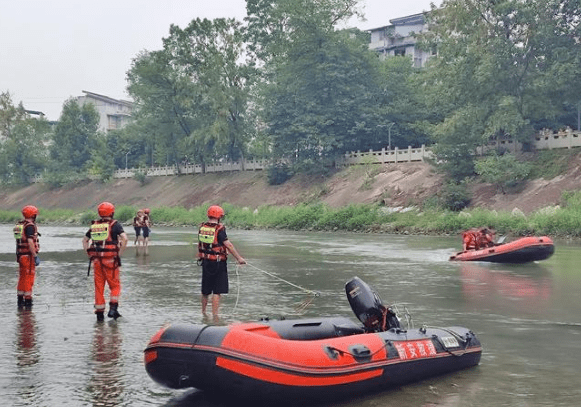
left=198, top=222, right=227, bottom=261
left=14, top=220, right=40, bottom=256
left=87, top=219, right=120, bottom=258
left=462, top=230, right=478, bottom=250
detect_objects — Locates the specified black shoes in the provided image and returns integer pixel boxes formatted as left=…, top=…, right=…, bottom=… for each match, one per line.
left=107, top=302, right=121, bottom=320
left=17, top=295, right=24, bottom=307
left=96, top=311, right=105, bottom=322
left=23, top=298, right=33, bottom=308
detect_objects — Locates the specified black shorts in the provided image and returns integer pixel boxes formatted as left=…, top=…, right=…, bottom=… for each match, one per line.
left=201, top=260, right=228, bottom=295
left=134, top=227, right=150, bottom=237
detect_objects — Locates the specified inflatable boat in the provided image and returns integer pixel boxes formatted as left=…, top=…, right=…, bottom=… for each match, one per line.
left=449, top=236, right=554, bottom=263
left=144, top=277, right=482, bottom=402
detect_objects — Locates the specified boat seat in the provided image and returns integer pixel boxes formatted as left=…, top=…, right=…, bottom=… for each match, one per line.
left=265, top=317, right=365, bottom=341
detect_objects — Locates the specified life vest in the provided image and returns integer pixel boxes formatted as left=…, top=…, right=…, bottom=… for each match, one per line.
left=133, top=215, right=146, bottom=227
left=87, top=219, right=120, bottom=258
left=198, top=222, right=227, bottom=261
left=14, top=220, right=40, bottom=256
left=462, top=230, right=478, bottom=250
left=476, top=230, right=494, bottom=248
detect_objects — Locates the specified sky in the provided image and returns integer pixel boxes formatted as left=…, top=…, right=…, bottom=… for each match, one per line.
left=0, top=0, right=440, bottom=121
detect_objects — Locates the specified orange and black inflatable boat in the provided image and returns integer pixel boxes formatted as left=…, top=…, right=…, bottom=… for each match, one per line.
left=144, top=278, right=482, bottom=402
left=449, top=236, right=555, bottom=263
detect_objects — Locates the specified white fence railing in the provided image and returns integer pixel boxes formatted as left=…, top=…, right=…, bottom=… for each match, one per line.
left=336, top=145, right=432, bottom=166
left=113, top=145, right=433, bottom=179
left=477, top=129, right=581, bottom=154
left=113, top=159, right=270, bottom=179
left=30, top=130, right=581, bottom=183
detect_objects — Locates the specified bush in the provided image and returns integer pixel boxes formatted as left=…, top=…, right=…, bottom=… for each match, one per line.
left=475, top=152, right=531, bottom=193
left=267, top=163, right=293, bottom=185
left=134, top=171, right=150, bottom=186
left=439, top=182, right=471, bottom=211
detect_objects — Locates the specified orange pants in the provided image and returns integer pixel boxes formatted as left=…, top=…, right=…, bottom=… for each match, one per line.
left=93, top=257, right=121, bottom=311
left=17, top=255, right=36, bottom=299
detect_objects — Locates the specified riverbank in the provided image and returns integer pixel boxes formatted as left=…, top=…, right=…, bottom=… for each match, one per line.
left=0, top=162, right=443, bottom=211
left=2, top=156, right=581, bottom=236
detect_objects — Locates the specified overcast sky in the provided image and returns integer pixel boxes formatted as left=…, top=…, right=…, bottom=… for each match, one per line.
left=0, top=0, right=440, bottom=121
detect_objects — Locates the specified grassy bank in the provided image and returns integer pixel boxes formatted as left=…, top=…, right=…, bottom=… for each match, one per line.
left=2, top=190, right=581, bottom=238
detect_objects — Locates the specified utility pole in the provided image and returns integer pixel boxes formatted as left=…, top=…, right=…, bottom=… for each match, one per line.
left=387, top=122, right=395, bottom=150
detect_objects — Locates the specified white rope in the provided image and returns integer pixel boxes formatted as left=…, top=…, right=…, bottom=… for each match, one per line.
left=246, top=261, right=320, bottom=296
left=230, top=263, right=241, bottom=315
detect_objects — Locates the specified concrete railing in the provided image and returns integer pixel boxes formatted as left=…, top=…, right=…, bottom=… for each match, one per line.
left=113, top=158, right=270, bottom=179
left=476, top=129, right=581, bottom=154
left=113, top=146, right=433, bottom=179
left=336, top=145, right=432, bottom=166
left=30, top=130, right=581, bottom=182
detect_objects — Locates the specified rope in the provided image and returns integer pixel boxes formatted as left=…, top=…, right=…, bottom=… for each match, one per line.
left=246, top=262, right=320, bottom=297
left=230, top=264, right=241, bottom=316
left=225, top=261, right=320, bottom=317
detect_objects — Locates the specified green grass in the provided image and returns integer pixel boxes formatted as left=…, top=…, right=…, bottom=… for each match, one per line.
left=3, top=192, right=581, bottom=237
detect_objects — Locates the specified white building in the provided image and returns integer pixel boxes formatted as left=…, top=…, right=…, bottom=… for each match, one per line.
left=368, top=13, right=434, bottom=68
left=76, top=90, right=134, bottom=132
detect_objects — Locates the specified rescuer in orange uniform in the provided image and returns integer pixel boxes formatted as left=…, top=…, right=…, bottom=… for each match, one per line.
left=198, top=205, right=246, bottom=317
left=83, top=202, right=128, bottom=322
left=14, top=205, right=41, bottom=307
left=462, top=229, right=479, bottom=251
left=462, top=227, right=496, bottom=251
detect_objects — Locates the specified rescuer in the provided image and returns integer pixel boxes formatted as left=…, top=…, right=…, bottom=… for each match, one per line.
left=83, top=202, right=128, bottom=322
left=197, top=205, right=246, bottom=318
left=14, top=205, right=41, bottom=307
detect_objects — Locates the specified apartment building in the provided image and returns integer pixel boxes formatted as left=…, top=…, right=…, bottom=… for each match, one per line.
left=368, top=13, right=433, bottom=68
left=76, top=90, right=134, bottom=132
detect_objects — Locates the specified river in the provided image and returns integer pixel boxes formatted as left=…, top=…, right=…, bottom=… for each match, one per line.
left=1, top=226, right=580, bottom=406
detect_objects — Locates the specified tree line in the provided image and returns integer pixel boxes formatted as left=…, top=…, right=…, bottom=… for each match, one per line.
left=1, top=0, right=580, bottom=206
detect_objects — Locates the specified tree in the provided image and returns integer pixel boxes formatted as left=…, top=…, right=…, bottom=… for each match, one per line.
left=245, top=0, right=363, bottom=64
left=50, top=98, right=100, bottom=172
left=248, top=0, right=390, bottom=171
left=380, top=56, right=432, bottom=149
left=418, top=0, right=581, bottom=179
left=475, top=152, right=531, bottom=194
left=0, top=91, right=50, bottom=184
left=127, top=18, right=254, bottom=172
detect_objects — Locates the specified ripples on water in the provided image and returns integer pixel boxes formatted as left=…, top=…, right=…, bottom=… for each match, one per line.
left=1, top=226, right=581, bottom=406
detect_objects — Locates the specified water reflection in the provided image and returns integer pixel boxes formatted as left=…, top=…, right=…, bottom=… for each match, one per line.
left=16, top=308, right=39, bottom=367
left=87, top=323, right=124, bottom=407
left=459, top=263, right=552, bottom=314
left=135, top=249, right=151, bottom=267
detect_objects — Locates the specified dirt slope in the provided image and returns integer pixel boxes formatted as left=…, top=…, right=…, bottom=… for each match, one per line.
left=1, top=157, right=581, bottom=214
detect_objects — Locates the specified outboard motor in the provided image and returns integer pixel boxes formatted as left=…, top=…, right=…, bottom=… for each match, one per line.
left=345, top=277, right=400, bottom=332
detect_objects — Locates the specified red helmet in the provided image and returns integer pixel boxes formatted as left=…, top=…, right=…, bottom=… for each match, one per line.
left=98, top=201, right=115, bottom=217
left=144, top=208, right=150, bottom=214
left=22, top=205, right=39, bottom=218
left=207, top=205, right=224, bottom=219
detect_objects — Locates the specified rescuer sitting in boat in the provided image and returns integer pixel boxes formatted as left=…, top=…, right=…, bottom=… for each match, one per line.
left=462, top=227, right=496, bottom=251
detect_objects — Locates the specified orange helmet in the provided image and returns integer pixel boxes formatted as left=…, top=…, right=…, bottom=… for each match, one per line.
left=144, top=208, right=150, bottom=214
left=98, top=201, right=115, bottom=217
left=22, top=205, right=39, bottom=218
left=207, top=205, right=224, bottom=219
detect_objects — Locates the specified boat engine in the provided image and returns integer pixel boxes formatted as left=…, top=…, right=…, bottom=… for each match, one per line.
left=345, top=277, right=400, bottom=332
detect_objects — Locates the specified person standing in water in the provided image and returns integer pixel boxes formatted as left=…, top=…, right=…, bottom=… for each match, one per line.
left=14, top=205, right=41, bottom=308
left=197, top=205, right=246, bottom=318
left=83, top=202, right=128, bottom=322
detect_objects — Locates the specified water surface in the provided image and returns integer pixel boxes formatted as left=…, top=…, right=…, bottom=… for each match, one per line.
left=1, top=226, right=580, bottom=406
